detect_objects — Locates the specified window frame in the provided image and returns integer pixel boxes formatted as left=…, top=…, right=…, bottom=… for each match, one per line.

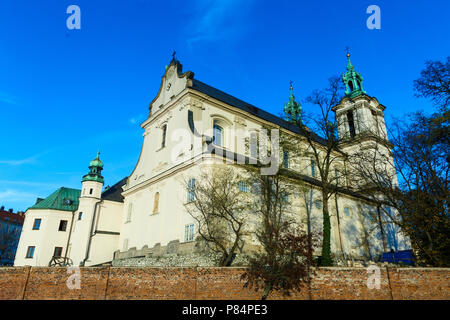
left=123, top=238, right=129, bottom=251
left=25, top=246, right=35, bottom=259
left=238, top=181, right=250, bottom=193
left=283, top=150, right=289, bottom=169
left=187, top=179, right=196, bottom=203
left=310, top=159, right=316, bottom=177
left=53, top=246, right=63, bottom=257
left=250, top=131, right=258, bottom=159
left=32, top=218, right=41, bottom=230
left=126, top=203, right=133, bottom=223
left=58, top=220, right=68, bottom=232
left=161, top=124, right=167, bottom=148
left=213, top=122, right=223, bottom=147
left=153, top=192, right=160, bottom=214
left=184, top=224, right=194, bottom=242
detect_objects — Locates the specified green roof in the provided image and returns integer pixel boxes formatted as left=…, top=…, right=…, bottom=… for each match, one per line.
left=28, top=187, right=81, bottom=212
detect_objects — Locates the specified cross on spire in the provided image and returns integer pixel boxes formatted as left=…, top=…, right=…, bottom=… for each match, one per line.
left=172, top=50, right=176, bottom=61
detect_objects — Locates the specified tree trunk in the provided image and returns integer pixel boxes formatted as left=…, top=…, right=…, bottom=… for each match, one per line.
left=321, top=193, right=333, bottom=266
left=261, top=282, right=273, bottom=300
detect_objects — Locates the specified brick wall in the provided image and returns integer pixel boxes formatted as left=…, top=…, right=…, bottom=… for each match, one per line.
left=0, top=267, right=448, bottom=300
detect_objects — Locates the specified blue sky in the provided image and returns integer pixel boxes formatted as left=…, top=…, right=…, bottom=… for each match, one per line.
left=0, top=0, right=449, bottom=211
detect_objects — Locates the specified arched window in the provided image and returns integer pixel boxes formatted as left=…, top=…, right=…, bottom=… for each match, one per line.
left=161, top=124, right=167, bottom=148
left=213, top=122, right=223, bottom=147
left=348, top=81, right=354, bottom=91
left=153, top=192, right=160, bottom=214
left=187, top=178, right=196, bottom=202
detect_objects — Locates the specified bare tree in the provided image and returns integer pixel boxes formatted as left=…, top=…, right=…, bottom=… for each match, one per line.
left=414, top=57, right=450, bottom=110
left=298, top=76, right=346, bottom=266
left=242, top=167, right=317, bottom=300
left=349, top=111, right=450, bottom=266
left=184, top=164, right=251, bottom=266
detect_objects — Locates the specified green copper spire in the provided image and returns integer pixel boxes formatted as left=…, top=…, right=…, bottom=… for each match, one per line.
left=284, top=81, right=302, bottom=124
left=82, top=151, right=104, bottom=183
left=342, top=52, right=366, bottom=98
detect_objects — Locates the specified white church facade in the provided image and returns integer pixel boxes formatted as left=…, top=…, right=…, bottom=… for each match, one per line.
left=14, top=56, right=410, bottom=267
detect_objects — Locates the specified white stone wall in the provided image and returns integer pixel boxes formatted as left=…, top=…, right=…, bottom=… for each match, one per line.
left=14, top=209, right=73, bottom=266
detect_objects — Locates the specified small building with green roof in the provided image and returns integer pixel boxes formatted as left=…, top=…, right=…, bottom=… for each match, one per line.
left=28, top=187, right=81, bottom=212
left=14, top=152, right=126, bottom=267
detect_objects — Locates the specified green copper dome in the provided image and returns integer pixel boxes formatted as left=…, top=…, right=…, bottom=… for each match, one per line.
left=89, top=151, right=103, bottom=168
left=342, top=53, right=366, bottom=98
left=284, top=82, right=302, bottom=124
left=82, top=151, right=104, bottom=183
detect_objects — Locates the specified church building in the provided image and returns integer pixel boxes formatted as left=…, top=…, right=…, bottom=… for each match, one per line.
left=14, top=55, right=410, bottom=267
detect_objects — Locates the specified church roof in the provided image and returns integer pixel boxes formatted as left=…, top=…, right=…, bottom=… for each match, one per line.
left=101, top=177, right=127, bottom=203
left=190, top=79, right=328, bottom=146
left=28, top=176, right=127, bottom=211
left=28, top=187, right=81, bottom=212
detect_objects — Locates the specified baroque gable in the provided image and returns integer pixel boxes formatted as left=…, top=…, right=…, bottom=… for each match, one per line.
left=149, top=59, right=194, bottom=115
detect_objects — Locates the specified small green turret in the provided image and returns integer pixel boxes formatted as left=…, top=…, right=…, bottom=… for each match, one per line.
left=284, top=82, right=302, bottom=125
left=82, top=151, right=104, bottom=183
left=342, top=52, right=366, bottom=98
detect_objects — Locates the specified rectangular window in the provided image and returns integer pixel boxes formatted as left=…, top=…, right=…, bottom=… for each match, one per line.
left=161, top=124, right=167, bottom=148
left=53, top=247, right=63, bottom=257
left=185, top=224, right=194, bottom=242
left=58, top=220, right=68, bottom=231
left=153, top=192, right=160, bottom=214
left=126, top=203, right=132, bottom=222
left=283, top=151, right=289, bottom=169
left=89, top=188, right=93, bottom=195
left=238, top=181, right=250, bottom=192
left=347, top=111, right=356, bottom=138
left=213, top=123, right=223, bottom=147
left=78, top=212, right=83, bottom=220
left=187, top=178, right=196, bottom=202
left=26, top=246, right=35, bottom=258
left=311, top=159, right=316, bottom=177
left=32, top=218, right=41, bottom=230
left=250, top=132, right=258, bottom=158
left=344, top=207, right=352, bottom=217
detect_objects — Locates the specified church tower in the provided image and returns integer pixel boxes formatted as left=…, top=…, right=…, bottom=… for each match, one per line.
left=81, top=151, right=104, bottom=199
left=68, top=151, right=105, bottom=266
left=333, top=53, right=390, bottom=147
left=284, top=82, right=302, bottom=125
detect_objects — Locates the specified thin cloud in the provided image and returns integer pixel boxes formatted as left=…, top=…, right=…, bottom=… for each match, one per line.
left=0, top=180, right=59, bottom=188
left=0, top=157, right=37, bottom=165
left=0, top=150, right=51, bottom=166
left=0, top=189, right=36, bottom=202
left=0, top=91, right=18, bottom=105
left=186, top=0, right=254, bottom=48
left=129, top=114, right=145, bottom=124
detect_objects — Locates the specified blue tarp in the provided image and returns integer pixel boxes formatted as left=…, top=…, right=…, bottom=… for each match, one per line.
left=381, top=249, right=415, bottom=265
